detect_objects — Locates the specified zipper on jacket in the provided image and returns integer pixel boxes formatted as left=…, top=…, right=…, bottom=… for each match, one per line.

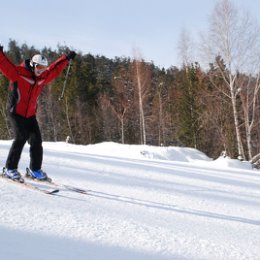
left=25, top=79, right=36, bottom=117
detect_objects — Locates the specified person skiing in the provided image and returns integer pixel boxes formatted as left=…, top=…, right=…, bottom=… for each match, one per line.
left=0, top=44, right=76, bottom=181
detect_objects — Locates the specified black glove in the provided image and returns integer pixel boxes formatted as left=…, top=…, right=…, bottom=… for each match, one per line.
left=0, top=45, right=3, bottom=52
left=66, top=51, right=76, bottom=60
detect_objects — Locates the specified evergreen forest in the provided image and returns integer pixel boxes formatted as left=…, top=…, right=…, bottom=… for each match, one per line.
left=0, top=38, right=260, bottom=165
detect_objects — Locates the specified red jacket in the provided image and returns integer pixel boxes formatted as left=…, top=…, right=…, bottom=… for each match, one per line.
left=0, top=51, right=69, bottom=118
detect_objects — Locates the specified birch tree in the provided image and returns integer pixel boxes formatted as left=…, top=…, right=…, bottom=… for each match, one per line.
left=201, top=0, right=260, bottom=160
left=131, top=57, right=152, bottom=145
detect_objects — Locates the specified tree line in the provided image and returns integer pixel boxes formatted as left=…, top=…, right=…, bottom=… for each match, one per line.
left=0, top=0, right=260, bottom=166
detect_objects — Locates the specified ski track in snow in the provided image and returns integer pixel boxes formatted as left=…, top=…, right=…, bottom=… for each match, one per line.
left=0, top=140, right=260, bottom=260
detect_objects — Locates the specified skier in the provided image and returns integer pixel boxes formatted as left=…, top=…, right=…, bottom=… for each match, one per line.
left=0, top=44, right=76, bottom=181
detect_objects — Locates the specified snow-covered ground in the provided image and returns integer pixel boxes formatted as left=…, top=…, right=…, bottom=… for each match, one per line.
left=0, top=140, right=260, bottom=260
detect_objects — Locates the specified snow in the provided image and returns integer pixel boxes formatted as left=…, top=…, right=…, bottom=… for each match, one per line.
left=0, top=140, right=260, bottom=260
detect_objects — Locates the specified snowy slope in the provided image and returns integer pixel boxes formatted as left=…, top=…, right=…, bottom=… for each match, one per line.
left=0, top=140, right=260, bottom=260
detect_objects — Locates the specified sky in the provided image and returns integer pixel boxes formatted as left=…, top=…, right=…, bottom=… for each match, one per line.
left=1, top=0, right=260, bottom=68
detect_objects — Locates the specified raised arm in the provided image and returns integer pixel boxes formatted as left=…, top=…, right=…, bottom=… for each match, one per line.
left=0, top=45, right=19, bottom=81
left=43, top=51, right=76, bottom=85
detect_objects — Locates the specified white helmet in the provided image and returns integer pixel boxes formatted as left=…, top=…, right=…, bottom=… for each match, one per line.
left=30, top=54, right=48, bottom=67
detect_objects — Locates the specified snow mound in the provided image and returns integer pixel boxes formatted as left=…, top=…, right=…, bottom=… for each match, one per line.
left=1, top=140, right=254, bottom=170
left=211, top=156, right=252, bottom=170
left=71, top=142, right=212, bottom=162
left=43, top=141, right=253, bottom=170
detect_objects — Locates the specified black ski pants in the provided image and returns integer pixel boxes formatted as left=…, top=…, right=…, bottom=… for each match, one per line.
left=6, top=114, right=43, bottom=171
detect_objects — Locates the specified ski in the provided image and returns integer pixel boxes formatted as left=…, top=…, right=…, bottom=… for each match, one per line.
left=23, top=182, right=59, bottom=195
left=24, top=168, right=88, bottom=195
left=58, top=184, right=88, bottom=194
left=42, top=181, right=88, bottom=195
left=24, top=175, right=88, bottom=195
left=0, top=173, right=59, bottom=195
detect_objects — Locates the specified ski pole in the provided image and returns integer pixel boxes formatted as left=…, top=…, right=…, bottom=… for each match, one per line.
left=59, top=59, right=72, bottom=101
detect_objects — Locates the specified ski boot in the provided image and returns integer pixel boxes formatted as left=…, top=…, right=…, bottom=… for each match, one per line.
left=25, top=168, right=52, bottom=182
left=2, top=167, right=24, bottom=183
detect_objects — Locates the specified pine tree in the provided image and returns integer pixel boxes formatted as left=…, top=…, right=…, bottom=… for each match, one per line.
left=177, top=63, right=202, bottom=148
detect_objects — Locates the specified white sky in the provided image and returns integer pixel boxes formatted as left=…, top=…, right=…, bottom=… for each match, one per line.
left=0, top=0, right=259, bottom=68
